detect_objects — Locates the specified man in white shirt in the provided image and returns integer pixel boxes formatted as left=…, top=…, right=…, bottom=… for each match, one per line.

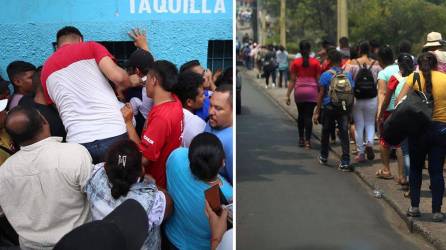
left=173, top=71, right=206, bottom=147
left=0, top=106, right=93, bottom=249
left=41, top=26, right=138, bottom=163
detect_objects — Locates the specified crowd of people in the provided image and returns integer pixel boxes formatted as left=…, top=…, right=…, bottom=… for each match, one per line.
left=0, top=26, right=233, bottom=249
left=241, top=32, right=446, bottom=222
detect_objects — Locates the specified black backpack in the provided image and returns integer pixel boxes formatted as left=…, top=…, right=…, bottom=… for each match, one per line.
left=354, top=60, right=377, bottom=99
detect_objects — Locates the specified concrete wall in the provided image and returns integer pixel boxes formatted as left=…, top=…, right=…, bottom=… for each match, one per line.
left=0, top=0, right=233, bottom=78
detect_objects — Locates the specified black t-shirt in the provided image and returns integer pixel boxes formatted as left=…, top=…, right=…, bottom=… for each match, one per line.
left=19, top=96, right=67, bottom=141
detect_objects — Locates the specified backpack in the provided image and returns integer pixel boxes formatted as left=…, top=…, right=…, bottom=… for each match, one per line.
left=328, top=70, right=354, bottom=112
left=354, top=60, right=377, bottom=99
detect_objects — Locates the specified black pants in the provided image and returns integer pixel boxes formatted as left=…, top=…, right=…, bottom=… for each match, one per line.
left=264, top=69, right=276, bottom=86
left=320, top=108, right=350, bottom=164
left=296, top=102, right=316, bottom=141
left=0, top=215, right=18, bottom=247
left=408, top=121, right=446, bottom=213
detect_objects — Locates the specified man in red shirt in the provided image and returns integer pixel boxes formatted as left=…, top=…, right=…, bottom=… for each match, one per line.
left=124, top=60, right=183, bottom=189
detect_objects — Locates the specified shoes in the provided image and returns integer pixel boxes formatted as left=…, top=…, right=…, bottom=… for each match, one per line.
left=298, top=138, right=305, bottom=147
left=319, top=155, right=328, bottom=165
left=338, top=162, right=353, bottom=172
left=432, top=212, right=445, bottom=222
left=304, top=141, right=311, bottom=149
left=407, top=207, right=421, bottom=217
left=272, top=83, right=276, bottom=88
left=365, top=146, right=375, bottom=160
left=265, top=85, right=268, bottom=89
left=354, top=153, right=366, bottom=163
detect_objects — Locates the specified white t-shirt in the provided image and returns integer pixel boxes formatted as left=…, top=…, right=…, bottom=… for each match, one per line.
left=41, top=41, right=127, bottom=143
left=182, top=108, right=206, bottom=147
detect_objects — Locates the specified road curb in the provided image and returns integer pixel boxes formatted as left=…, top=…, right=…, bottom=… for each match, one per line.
left=244, top=69, right=445, bottom=250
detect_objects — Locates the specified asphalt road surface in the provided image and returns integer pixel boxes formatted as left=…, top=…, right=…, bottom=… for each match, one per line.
left=236, top=70, right=432, bottom=250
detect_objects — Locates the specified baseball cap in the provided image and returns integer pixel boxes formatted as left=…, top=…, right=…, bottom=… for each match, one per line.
left=54, top=199, right=148, bottom=250
left=126, top=49, right=155, bottom=75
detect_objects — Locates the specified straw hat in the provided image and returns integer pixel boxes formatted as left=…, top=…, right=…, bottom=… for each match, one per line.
left=424, top=32, right=443, bottom=48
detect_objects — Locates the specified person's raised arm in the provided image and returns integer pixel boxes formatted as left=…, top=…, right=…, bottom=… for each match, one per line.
left=128, top=28, right=149, bottom=52
left=98, top=57, right=132, bottom=89
left=121, top=103, right=141, bottom=145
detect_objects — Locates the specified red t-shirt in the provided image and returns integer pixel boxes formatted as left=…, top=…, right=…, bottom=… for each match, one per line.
left=139, top=95, right=183, bottom=189
left=290, top=57, right=321, bottom=78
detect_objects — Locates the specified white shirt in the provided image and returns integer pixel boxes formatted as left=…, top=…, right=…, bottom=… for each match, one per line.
left=0, top=137, right=92, bottom=249
left=182, top=108, right=206, bottom=147
left=129, top=87, right=153, bottom=119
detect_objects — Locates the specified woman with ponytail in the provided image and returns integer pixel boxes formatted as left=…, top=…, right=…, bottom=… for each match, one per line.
left=396, top=52, right=446, bottom=222
left=85, top=139, right=172, bottom=249
left=286, top=40, right=321, bottom=148
left=377, top=53, right=414, bottom=190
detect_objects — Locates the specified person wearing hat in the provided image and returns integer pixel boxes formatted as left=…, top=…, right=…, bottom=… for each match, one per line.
left=423, top=31, right=446, bottom=73
left=54, top=199, right=149, bottom=250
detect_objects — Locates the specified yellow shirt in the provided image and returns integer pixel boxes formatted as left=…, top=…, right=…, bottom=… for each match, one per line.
left=406, top=71, right=446, bottom=122
left=0, top=129, right=13, bottom=165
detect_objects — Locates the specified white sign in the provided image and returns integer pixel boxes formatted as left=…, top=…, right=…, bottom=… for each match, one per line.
left=130, top=0, right=226, bottom=14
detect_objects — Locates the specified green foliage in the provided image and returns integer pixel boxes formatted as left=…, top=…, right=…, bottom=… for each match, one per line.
left=258, top=0, right=446, bottom=54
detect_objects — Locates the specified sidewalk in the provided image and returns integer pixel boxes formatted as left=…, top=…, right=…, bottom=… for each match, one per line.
left=242, top=69, right=446, bottom=250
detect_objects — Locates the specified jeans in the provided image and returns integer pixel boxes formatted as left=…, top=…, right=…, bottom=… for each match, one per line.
left=400, top=139, right=410, bottom=177
left=408, top=121, right=446, bottom=213
left=320, top=108, right=350, bottom=164
left=296, top=102, right=316, bottom=141
left=81, top=133, right=128, bottom=164
left=278, top=69, right=288, bottom=88
left=352, top=97, right=377, bottom=154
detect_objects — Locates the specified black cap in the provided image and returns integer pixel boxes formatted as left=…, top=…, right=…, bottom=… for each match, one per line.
left=126, top=49, right=155, bottom=75
left=180, top=60, right=201, bottom=73
left=54, top=199, right=148, bottom=250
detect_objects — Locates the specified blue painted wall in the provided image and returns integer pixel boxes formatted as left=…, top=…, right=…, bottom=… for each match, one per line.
left=0, top=0, right=233, bottom=78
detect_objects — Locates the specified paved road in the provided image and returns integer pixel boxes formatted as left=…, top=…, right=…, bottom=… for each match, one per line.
left=236, top=71, right=428, bottom=250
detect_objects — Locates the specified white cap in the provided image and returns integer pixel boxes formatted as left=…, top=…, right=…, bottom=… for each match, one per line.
left=0, top=99, right=7, bottom=112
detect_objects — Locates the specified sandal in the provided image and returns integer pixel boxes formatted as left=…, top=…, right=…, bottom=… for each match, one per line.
left=396, top=177, right=408, bottom=186
left=376, top=169, right=393, bottom=179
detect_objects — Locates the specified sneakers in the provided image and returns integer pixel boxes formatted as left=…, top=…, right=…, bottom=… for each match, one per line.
left=407, top=207, right=421, bottom=217
left=354, top=153, right=366, bottom=163
left=365, top=146, right=375, bottom=160
left=433, top=212, right=445, bottom=222
left=338, top=162, right=353, bottom=172
left=272, top=83, right=276, bottom=88
left=319, top=155, right=328, bottom=165
left=265, top=85, right=268, bottom=89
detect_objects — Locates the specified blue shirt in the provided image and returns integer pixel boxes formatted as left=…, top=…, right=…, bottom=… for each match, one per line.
left=205, top=124, right=233, bottom=184
left=165, top=148, right=233, bottom=250
left=319, top=66, right=355, bottom=106
left=195, top=90, right=211, bottom=122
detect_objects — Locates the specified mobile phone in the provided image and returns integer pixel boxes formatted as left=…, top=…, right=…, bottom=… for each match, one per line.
left=205, top=184, right=221, bottom=214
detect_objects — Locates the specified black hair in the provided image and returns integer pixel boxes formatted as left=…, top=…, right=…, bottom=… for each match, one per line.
left=32, top=67, right=43, bottom=92
left=370, top=39, right=380, bottom=49
left=327, top=49, right=342, bottom=65
left=349, top=45, right=359, bottom=60
left=397, top=53, right=414, bottom=77
left=173, top=71, right=204, bottom=107
left=188, top=132, right=225, bottom=181
left=56, top=26, right=83, bottom=45
left=279, top=45, right=285, bottom=51
left=180, top=60, right=200, bottom=73
left=339, top=37, right=349, bottom=48
left=299, top=40, right=311, bottom=67
left=399, top=40, right=412, bottom=54
left=321, top=39, right=332, bottom=49
left=417, top=52, right=437, bottom=94
left=5, top=106, right=44, bottom=146
left=6, top=61, right=36, bottom=83
left=0, top=78, right=9, bottom=96
left=378, top=46, right=394, bottom=66
left=358, top=40, right=370, bottom=56
left=104, top=140, right=142, bottom=199
left=215, top=84, right=233, bottom=108
left=215, top=67, right=233, bottom=87
left=149, top=60, right=179, bottom=92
